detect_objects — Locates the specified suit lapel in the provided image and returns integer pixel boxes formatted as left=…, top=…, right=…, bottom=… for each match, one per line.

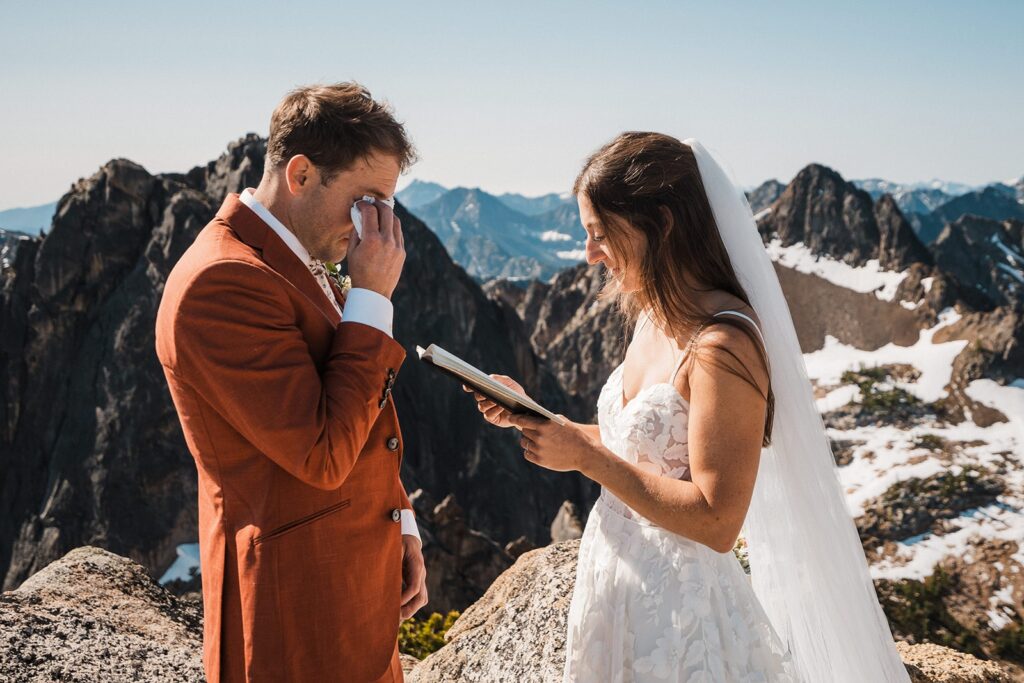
left=216, top=194, right=342, bottom=326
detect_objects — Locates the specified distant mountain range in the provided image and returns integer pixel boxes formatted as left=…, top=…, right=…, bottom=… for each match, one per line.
left=398, top=180, right=573, bottom=216
left=396, top=174, right=1023, bottom=282
left=7, top=170, right=1021, bottom=283
left=0, top=201, right=57, bottom=235
left=852, top=177, right=1024, bottom=243
left=397, top=181, right=582, bottom=281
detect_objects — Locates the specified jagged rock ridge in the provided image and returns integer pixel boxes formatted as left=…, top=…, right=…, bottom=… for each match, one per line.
left=0, top=135, right=596, bottom=596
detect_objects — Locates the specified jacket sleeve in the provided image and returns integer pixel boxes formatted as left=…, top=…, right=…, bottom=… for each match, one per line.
left=169, top=259, right=405, bottom=490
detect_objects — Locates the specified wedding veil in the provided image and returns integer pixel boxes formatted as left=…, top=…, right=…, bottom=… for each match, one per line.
left=684, top=138, right=909, bottom=682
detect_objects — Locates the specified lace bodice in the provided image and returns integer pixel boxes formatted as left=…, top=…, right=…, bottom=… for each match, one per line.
left=595, top=309, right=764, bottom=523
left=599, top=357, right=693, bottom=470
left=597, top=359, right=693, bottom=522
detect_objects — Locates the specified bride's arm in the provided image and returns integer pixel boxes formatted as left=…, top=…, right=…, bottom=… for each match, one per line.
left=515, top=326, right=768, bottom=553
left=577, top=423, right=602, bottom=443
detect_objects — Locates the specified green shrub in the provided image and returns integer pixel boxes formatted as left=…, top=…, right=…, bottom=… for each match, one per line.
left=875, top=569, right=984, bottom=657
left=840, top=365, right=889, bottom=385
left=993, top=623, right=1024, bottom=661
left=914, top=434, right=947, bottom=451
left=840, top=366, right=920, bottom=413
left=399, top=610, right=461, bottom=660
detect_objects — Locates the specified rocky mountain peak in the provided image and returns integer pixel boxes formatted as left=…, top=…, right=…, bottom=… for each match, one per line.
left=760, top=162, right=882, bottom=265
left=746, top=179, right=786, bottom=214
left=874, top=193, right=934, bottom=270
left=931, top=215, right=1024, bottom=309
left=760, top=163, right=935, bottom=274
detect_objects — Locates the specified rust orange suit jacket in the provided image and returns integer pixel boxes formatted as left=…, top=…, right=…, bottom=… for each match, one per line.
left=155, top=194, right=412, bottom=682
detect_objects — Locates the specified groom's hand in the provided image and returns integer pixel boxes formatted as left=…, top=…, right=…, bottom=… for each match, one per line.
left=348, top=199, right=405, bottom=300
left=400, top=535, right=427, bottom=622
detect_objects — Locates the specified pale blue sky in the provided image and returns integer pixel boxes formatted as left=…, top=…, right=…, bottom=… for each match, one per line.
left=1, top=1, right=1021, bottom=210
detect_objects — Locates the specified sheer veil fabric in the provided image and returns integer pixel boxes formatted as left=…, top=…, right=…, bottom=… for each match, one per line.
left=684, top=139, right=909, bottom=682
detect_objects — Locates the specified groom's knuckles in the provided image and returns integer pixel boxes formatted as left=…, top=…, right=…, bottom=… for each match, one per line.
left=357, top=202, right=379, bottom=233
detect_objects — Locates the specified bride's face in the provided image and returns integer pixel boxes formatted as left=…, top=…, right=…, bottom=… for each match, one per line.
left=578, top=193, right=647, bottom=293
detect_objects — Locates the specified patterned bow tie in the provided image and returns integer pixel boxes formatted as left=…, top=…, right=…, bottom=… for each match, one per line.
left=308, top=259, right=343, bottom=316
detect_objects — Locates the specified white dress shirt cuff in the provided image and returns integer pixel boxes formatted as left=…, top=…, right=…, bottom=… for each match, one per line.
left=400, top=509, right=420, bottom=541
left=341, top=288, right=394, bottom=337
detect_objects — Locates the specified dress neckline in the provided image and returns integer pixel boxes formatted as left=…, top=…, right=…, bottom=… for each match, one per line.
left=614, top=362, right=690, bottom=411
left=616, top=309, right=763, bottom=410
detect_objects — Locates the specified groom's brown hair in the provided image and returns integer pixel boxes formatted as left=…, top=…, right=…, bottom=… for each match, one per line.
left=267, top=82, right=416, bottom=182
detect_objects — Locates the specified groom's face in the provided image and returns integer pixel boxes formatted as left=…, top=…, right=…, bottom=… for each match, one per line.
left=287, top=151, right=401, bottom=263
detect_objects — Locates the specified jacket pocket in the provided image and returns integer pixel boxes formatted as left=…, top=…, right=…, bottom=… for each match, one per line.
left=251, top=498, right=352, bottom=545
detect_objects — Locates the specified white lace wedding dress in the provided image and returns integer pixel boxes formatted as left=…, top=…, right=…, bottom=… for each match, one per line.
left=563, top=311, right=797, bottom=682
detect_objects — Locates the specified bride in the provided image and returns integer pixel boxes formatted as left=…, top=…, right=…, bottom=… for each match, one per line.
left=465, top=133, right=909, bottom=681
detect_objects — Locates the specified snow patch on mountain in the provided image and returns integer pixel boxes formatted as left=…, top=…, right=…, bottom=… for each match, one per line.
left=556, top=249, right=587, bottom=261
left=805, top=309, right=966, bottom=402
left=766, top=239, right=908, bottom=302
left=805, top=311, right=1024, bottom=586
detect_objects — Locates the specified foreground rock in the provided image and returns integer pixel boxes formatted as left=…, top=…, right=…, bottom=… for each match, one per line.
left=897, top=642, right=1013, bottom=682
left=0, top=546, right=203, bottom=682
left=408, top=540, right=1014, bottom=683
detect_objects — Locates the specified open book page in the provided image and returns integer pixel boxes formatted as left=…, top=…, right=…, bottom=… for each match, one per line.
left=416, top=344, right=567, bottom=425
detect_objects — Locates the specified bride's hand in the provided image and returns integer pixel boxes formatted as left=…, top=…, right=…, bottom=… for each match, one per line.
left=507, top=413, right=593, bottom=473
left=462, top=374, right=525, bottom=429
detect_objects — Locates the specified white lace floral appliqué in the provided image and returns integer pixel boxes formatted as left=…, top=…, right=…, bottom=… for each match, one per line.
left=562, top=360, right=796, bottom=682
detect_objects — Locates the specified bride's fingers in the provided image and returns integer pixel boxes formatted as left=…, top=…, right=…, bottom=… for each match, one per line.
left=483, top=405, right=506, bottom=422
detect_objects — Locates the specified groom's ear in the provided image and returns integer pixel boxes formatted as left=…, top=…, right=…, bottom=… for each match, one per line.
left=284, top=155, right=317, bottom=196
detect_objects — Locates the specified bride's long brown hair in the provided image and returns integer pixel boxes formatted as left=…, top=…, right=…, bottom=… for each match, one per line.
left=574, top=132, right=775, bottom=445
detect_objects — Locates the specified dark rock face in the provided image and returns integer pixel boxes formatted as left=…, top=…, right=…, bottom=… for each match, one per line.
left=760, top=163, right=884, bottom=265
left=760, top=164, right=933, bottom=273
left=876, top=194, right=934, bottom=271
left=0, top=136, right=595, bottom=594
left=930, top=216, right=1024, bottom=309
left=410, top=491, right=514, bottom=615
left=745, top=179, right=785, bottom=214
left=936, top=308, right=1024, bottom=388
left=494, top=263, right=627, bottom=418
left=773, top=263, right=923, bottom=353
left=0, top=160, right=212, bottom=591
left=0, top=546, right=204, bottom=681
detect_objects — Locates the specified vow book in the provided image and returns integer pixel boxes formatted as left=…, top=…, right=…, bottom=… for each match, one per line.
left=416, top=344, right=567, bottom=425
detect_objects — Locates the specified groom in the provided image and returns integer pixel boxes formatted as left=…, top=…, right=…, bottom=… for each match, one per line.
left=155, top=83, right=427, bottom=682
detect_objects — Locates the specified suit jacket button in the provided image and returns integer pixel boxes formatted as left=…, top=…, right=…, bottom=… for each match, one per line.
left=386, top=437, right=400, bottom=451
left=391, top=508, right=401, bottom=522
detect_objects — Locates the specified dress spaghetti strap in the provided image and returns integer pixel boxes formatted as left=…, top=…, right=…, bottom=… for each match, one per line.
left=712, top=310, right=766, bottom=348
left=665, top=309, right=766, bottom=385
